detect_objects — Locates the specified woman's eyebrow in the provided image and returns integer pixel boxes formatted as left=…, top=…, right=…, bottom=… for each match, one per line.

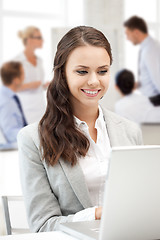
left=98, top=65, right=110, bottom=68
left=75, top=65, right=89, bottom=68
left=75, top=65, right=110, bottom=69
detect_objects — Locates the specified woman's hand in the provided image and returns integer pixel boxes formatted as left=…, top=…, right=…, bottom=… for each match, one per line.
left=95, top=207, right=102, bottom=220
left=43, top=81, right=50, bottom=89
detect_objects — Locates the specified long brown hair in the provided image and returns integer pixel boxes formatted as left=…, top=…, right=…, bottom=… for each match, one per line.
left=39, top=26, right=112, bottom=166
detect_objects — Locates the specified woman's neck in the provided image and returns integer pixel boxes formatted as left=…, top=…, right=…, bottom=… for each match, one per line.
left=24, top=47, right=35, bottom=57
left=74, top=105, right=99, bottom=126
left=74, top=105, right=99, bottom=143
left=24, top=48, right=36, bottom=66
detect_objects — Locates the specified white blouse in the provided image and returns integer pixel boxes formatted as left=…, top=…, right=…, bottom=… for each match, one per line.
left=73, top=106, right=111, bottom=222
left=14, top=52, right=46, bottom=124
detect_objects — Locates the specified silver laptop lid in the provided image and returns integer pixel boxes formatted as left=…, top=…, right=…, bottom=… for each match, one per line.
left=100, top=145, right=160, bottom=240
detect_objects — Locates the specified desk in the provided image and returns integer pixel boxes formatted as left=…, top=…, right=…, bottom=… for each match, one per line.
left=0, top=231, right=78, bottom=240
left=0, top=150, right=22, bottom=235
left=0, top=150, right=21, bottom=196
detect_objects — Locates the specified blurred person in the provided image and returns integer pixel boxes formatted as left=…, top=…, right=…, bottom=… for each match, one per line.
left=124, top=16, right=160, bottom=106
left=14, top=26, right=50, bottom=124
left=18, top=26, right=142, bottom=232
left=0, top=61, right=27, bottom=149
left=115, top=69, right=160, bottom=123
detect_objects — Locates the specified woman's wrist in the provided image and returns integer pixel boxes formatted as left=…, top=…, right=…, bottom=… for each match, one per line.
left=95, top=207, right=102, bottom=220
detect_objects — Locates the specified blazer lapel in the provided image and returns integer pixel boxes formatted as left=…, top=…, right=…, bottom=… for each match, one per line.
left=101, top=107, right=124, bottom=147
left=59, top=107, right=125, bottom=209
left=59, top=158, right=93, bottom=209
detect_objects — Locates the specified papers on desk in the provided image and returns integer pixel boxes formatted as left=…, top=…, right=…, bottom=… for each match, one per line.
left=0, top=231, right=78, bottom=240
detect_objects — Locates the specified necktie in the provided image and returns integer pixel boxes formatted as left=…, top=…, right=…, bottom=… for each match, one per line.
left=13, top=95, right=27, bottom=127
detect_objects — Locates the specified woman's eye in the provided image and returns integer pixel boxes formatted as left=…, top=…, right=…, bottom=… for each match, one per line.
left=98, top=70, right=108, bottom=75
left=76, top=70, right=88, bottom=75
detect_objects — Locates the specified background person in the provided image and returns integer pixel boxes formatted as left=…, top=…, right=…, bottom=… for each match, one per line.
left=114, top=69, right=160, bottom=123
left=0, top=61, right=27, bottom=149
left=14, top=26, right=50, bottom=124
left=124, top=16, right=160, bottom=106
left=18, top=26, right=143, bottom=232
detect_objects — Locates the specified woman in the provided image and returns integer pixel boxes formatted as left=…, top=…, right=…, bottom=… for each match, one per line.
left=18, top=26, right=143, bottom=232
left=15, top=26, right=49, bottom=124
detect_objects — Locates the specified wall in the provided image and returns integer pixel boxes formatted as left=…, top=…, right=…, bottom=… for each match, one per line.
left=51, top=0, right=125, bottom=111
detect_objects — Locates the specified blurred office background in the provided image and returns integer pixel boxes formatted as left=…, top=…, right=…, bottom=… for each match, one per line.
left=1, top=0, right=160, bottom=110
left=0, top=0, right=160, bottom=235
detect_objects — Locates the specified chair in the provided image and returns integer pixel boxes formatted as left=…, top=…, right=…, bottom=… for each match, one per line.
left=1, top=195, right=30, bottom=235
left=140, top=123, right=160, bottom=145
left=0, top=128, right=17, bottom=150
left=0, top=128, right=7, bottom=145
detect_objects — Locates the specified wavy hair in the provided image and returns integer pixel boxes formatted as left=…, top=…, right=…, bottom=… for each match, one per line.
left=39, top=26, right=112, bottom=166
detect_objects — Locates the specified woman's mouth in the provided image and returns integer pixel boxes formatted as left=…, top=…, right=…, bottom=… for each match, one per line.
left=81, top=89, right=100, bottom=97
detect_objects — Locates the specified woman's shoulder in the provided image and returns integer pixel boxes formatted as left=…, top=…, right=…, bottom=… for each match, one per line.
left=14, top=52, right=26, bottom=61
left=101, top=106, right=143, bottom=145
left=17, top=122, right=40, bottom=147
left=101, top=106, right=140, bottom=130
left=36, top=56, right=43, bottom=65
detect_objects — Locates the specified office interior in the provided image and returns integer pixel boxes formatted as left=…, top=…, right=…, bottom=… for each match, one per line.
left=0, top=0, right=160, bottom=238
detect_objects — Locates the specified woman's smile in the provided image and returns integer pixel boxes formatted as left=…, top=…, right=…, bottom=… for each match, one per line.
left=81, top=89, right=101, bottom=97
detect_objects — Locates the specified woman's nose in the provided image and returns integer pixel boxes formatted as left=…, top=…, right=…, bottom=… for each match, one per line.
left=87, top=73, right=99, bottom=86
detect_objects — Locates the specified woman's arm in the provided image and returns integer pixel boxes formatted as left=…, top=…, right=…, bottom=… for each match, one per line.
left=17, top=81, right=42, bottom=91
left=17, top=126, right=99, bottom=232
left=17, top=127, right=75, bottom=232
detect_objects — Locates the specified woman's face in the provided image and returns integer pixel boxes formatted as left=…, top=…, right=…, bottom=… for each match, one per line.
left=65, top=44, right=111, bottom=111
left=28, top=30, right=43, bottom=49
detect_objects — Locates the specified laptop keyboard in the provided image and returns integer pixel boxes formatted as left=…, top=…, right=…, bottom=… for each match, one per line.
left=91, top=228, right=100, bottom=233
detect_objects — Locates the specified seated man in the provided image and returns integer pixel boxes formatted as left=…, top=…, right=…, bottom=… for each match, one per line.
left=114, top=69, right=160, bottom=123
left=0, top=61, right=27, bottom=149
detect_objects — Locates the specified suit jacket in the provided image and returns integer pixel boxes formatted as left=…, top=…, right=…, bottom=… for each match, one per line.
left=17, top=107, right=143, bottom=232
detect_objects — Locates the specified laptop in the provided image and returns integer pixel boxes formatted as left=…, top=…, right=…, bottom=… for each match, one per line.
left=59, top=145, right=160, bottom=240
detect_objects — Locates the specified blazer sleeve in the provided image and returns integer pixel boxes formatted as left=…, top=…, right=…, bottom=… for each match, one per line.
left=18, top=128, right=75, bottom=232
left=136, top=125, right=143, bottom=145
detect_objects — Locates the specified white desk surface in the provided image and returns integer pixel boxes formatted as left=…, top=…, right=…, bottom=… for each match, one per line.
left=0, top=150, right=21, bottom=196
left=0, top=231, right=78, bottom=240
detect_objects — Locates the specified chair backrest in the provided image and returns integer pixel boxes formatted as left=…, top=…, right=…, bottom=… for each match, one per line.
left=1, top=195, right=30, bottom=235
left=0, top=128, right=18, bottom=150
left=0, top=128, right=7, bottom=145
left=140, top=123, right=160, bottom=145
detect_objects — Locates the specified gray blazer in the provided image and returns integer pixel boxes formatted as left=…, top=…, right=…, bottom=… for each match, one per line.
left=17, top=108, right=143, bottom=232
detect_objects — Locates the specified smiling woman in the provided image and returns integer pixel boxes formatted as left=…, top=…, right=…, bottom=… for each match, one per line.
left=17, top=26, right=143, bottom=233
left=65, top=45, right=111, bottom=114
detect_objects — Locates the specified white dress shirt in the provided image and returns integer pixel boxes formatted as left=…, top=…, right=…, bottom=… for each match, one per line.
left=72, top=106, right=111, bottom=221
left=139, top=36, right=160, bottom=97
left=0, top=86, right=24, bottom=146
left=14, top=52, right=46, bottom=124
left=115, top=91, right=160, bottom=123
